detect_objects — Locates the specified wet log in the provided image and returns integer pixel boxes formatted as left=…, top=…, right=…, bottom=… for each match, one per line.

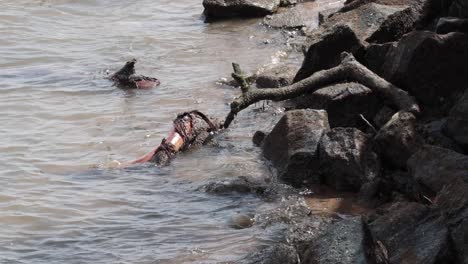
left=223, top=52, right=420, bottom=128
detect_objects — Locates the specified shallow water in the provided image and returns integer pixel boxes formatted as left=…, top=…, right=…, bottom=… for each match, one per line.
left=0, top=0, right=342, bottom=263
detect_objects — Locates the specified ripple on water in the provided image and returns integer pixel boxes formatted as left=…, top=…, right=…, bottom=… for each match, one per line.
left=0, top=0, right=343, bottom=262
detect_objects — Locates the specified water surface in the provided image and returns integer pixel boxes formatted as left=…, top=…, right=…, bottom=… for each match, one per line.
left=0, top=0, right=341, bottom=263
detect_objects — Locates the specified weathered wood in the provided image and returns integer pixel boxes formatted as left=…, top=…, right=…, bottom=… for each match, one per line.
left=223, top=52, right=420, bottom=128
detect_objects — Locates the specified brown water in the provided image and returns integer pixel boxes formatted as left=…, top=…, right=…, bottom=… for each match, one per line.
left=0, top=0, right=343, bottom=263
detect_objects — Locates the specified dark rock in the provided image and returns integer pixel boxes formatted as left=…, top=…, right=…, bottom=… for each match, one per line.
left=448, top=0, right=468, bottom=18
left=363, top=42, right=394, bottom=76
left=256, top=64, right=297, bottom=88
left=421, top=118, right=464, bottom=153
left=368, top=202, right=453, bottom=264
left=295, top=3, right=406, bottom=82
left=262, top=109, right=330, bottom=187
left=253, top=130, right=267, bottom=146
left=203, top=0, right=280, bottom=20
left=294, top=25, right=364, bottom=82
left=200, top=176, right=267, bottom=194
left=301, top=217, right=370, bottom=264
left=407, top=145, right=468, bottom=194
left=263, top=5, right=316, bottom=29
left=374, top=111, right=420, bottom=169
left=381, top=31, right=468, bottom=107
left=367, top=0, right=431, bottom=43
left=436, top=17, right=468, bottom=33
left=446, top=89, right=468, bottom=150
left=288, top=82, right=381, bottom=129
left=318, top=127, right=381, bottom=191
left=372, top=105, right=396, bottom=128
left=435, top=182, right=468, bottom=264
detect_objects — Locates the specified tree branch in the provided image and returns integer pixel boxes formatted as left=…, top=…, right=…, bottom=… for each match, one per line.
left=223, top=52, right=420, bottom=129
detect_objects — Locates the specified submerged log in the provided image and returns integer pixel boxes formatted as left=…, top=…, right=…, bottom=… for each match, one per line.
left=223, top=52, right=420, bottom=128
left=127, top=110, right=219, bottom=167
left=110, top=59, right=161, bottom=89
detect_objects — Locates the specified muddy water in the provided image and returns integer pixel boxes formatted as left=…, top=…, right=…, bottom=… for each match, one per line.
left=0, top=0, right=342, bottom=263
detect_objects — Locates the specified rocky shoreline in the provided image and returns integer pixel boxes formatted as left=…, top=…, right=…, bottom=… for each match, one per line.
left=201, top=0, right=467, bottom=263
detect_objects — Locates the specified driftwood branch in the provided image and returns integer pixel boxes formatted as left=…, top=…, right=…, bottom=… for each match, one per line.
left=223, top=52, right=420, bottom=128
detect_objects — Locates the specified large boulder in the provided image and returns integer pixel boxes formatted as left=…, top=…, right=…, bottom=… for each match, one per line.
left=407, top=145, right=468, bottom=194
left=374, top=111, right=420, bottom=169
left=294, top=3, right=406, bottom=82
left=262, top=109, right=330, bottom=187
left=446, top=89, right=468, bottom=150
left=301, top=217, right=370, bottom=264
left=436, top=17, right=468, bottom=34
left=294, top=25, right=364, bottom=82
left=318, top=127, right=381, bottom=191
left=381, top=31, right=468, bottom=107
left=368, top=202, right=453, bottom=264
left=288, top=82, right=381, bottom=129
left=203, top=0, right=281, bottom=20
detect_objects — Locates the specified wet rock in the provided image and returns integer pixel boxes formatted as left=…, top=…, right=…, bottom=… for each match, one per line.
left=262, top=109, right=330, bottom=187
left=294, top=25, right=363, bottom=82
left=229, top=213, right=255, bottom=229
left=446, top=89, right=468, bottom=150
left=368, top=202, right=453, bottom=264
left=263, top=5, right=317, bottom=29
left=288, top=82, right=381, bottom=129
left=436, top=17, right=468, bottom=33
left=381, top=31, right=468, bottom=107
left=203, top=0, right=281, bottom=20
left=318, top=127, right=381, bottom=191
left=301, top=217, right=370, bottom=264
left=374, top=111, right=420, bottom=169
left=256, top=64, right=297, bottom=88
left=200, top=176, right=267, bottom=194
left=407, top=145, right=468, bottom=194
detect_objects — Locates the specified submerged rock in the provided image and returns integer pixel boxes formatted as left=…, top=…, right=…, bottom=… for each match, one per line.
left=294, top=25, right=364, bottom=82
left=262, top=109, right=330, bottom=187
left=203, top=0, right=281, bottom=20
left=200, top=176, right=267, bottom=195
left=374, top=111, right=420, bottom=169
left=288, top=82, right=381, bottom=129
left=318, top=127, right=381, bottom=191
